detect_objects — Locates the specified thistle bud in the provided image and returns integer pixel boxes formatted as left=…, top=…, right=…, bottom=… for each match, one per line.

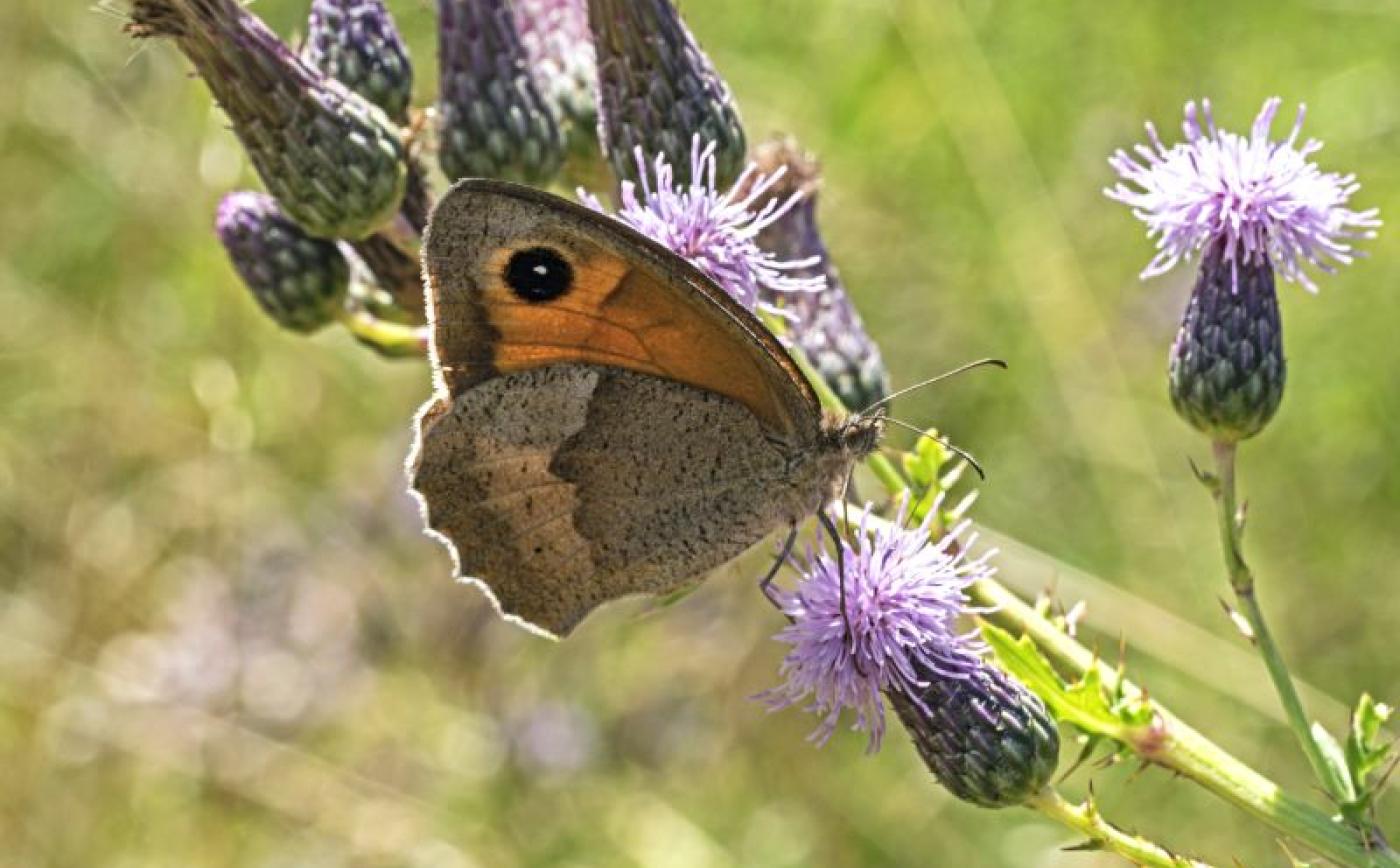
left=746, top=138, right=889, bottom=410
left=888, top=656, right=1060, bottom=809
left=1168, top=241, right=1285, bottom=442
left=216, top=192, right=349, bottom=332
left=514, top=0, right=597, bottom=138
left=436, top=0, right=566, bottom=184
left=588, top=0, right=746, bottom=189
left=304, top=0, right=415, bottom=124
left=128, top=0, right=408, bottom=240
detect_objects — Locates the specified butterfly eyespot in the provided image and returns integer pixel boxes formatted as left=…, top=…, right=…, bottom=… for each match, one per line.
left=504, top=246, right=574, bottom=302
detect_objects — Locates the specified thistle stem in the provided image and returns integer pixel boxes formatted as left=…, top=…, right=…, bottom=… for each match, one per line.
left=1208, top=440, right=1355, bottom=805
left=335, top=307, right=428, bottom=358
left=1024, top=787, right=1212, bottom=867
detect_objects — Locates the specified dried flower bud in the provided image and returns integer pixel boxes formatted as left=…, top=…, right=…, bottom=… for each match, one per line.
left=889, top=655, right=1061, bottom=808
left=304, top=0, right=415, bottom=123
left=216, top=192, right=349, bottom=332
left=588, top=0, right=746, bottom=189
left=436, top=0, right=565, bottom=183
left=746, top=138, right=889, bottom=410
left=128, top=0, right=408, bottom=240
left=1169, top=241, right=1285, bottom=442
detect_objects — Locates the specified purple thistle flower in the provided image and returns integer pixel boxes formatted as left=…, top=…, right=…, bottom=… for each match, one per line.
left=1106, top=97, right=1380, bottom=292
left=760, top=500, right=992, bottom=752
left=578, top=137, right=824, bottom=312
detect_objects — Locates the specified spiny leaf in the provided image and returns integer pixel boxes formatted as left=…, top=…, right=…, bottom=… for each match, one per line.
left=981, top=622, right=1134, bottom=741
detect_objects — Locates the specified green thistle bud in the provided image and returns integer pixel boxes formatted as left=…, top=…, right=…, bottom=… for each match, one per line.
left=436, top=0, right=566, bottom=184
left=216, top=192, right=349, bottom=332
left=588, top=0, right=746, bottom=189
left=304, top=0, right=415, bottom=124
left=1168, top=240, right=1286, bottom=443
left=746, top=138, right=889, bottom=410
left=128, top=0, right=408, bottom=240
left=889, top=657, right=1060, bottom=809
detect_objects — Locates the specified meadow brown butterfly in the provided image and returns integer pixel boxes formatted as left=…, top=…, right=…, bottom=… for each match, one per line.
left=407, top=179, right=884, bottom=637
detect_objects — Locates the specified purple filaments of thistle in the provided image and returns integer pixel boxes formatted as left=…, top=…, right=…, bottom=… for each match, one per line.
left=1106, top=97, right=1380, bottom=291
left=760, top=501, right=992, bottom=753
left=579, top=138, right=825, bottom=313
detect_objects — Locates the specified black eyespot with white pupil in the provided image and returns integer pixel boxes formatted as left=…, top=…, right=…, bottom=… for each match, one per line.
left=504, top=247, right=573, bottom=302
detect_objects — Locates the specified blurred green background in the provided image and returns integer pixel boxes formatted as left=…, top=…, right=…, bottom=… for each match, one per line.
left=3, top=0, right=1399, bottom=864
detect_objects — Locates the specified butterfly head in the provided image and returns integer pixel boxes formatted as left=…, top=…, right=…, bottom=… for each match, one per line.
left=826, top=406, right=887, bottom=461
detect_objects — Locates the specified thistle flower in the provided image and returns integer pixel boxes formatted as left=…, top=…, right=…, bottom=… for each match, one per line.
left=1106, top=98, right=1380, bottom=441
left=128, top=0, right=408, bottom=240
left=514, top=0, right=597, bottom=136
left=216, top=192, right=349, bottom=332
left=304, top=0, right=414, bottom=123
left=761, top=503, right=1058, bottom=807
left=761, top=502, right=991, bottom=751
left=745, top=138, right=890, bottom=410
left=436, top=0, right=565, bottom=184
left=588, top=0, right=746, bottom=189
left=578, top=138, right=823, bottom=313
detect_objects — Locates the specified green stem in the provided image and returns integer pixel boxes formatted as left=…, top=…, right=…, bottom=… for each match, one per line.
left=336, top=307, right=427, bottom=358
left=1025, top=788, right=1212, bottom=867
left=1209, top=441, right=1353, bottom=804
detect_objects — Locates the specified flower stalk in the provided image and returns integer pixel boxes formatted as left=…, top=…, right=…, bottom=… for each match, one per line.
left=1024, top=788, right=1212, bottom=868
left=1206, top=440, right=1354, bottom=804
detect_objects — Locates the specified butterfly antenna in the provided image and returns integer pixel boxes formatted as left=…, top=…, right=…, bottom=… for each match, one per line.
left=857, top=358, right=1006, bottom=417
left=882, top=416, right=987, bottom=480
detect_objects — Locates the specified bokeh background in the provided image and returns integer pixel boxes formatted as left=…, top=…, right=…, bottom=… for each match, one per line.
left=3, top=0, right=1399, bottom=864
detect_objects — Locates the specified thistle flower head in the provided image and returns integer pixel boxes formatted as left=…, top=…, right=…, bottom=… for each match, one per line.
left=215, top=191, right=349, bottom=332
left=436, top=0, right=565, bottom=184
left=588, top=0, right=746, bottom=188
left=579, top=138, right=824, bottom=312
left=514, top=0, right=597, bottom=132
left=304, top=0, right=414, bottom=123
left=1107, top=97, right=1380, bottom=291
left=761, top=501, right=992, bottom=752
left=128, top=0, right=408, bottom=240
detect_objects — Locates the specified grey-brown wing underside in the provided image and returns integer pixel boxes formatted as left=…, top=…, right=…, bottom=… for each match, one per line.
left=407, top=364, right=830, bottom=637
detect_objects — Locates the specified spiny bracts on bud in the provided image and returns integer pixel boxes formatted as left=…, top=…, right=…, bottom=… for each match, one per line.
left=436, top=0, right=566, bottom=184
left=588, top=0, right=746, bottom=190
left=216, top=192, right=349, bottom=332
left=746, top=138, right=890, bottom=410
left=304, top=0, right=415, bottom=124
left=1169, top=240, right=1285, bottom=442
left=128, top=0, right=408, bottom=240
left=514, top=0, right=597, bottom=143
left=888, top=655, right=1060, bottom=809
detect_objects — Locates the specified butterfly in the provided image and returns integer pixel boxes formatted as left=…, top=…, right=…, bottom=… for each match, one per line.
left=407, top=179, right=885, bottom=637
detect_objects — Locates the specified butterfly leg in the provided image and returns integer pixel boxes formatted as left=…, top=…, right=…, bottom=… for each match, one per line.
left=816, top=510, right=861, bottom=668
left=758, top=525, right=799, bottom=611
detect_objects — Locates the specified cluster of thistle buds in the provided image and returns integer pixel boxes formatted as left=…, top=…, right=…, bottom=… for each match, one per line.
left=127, top=0, right=1063, bottom=813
